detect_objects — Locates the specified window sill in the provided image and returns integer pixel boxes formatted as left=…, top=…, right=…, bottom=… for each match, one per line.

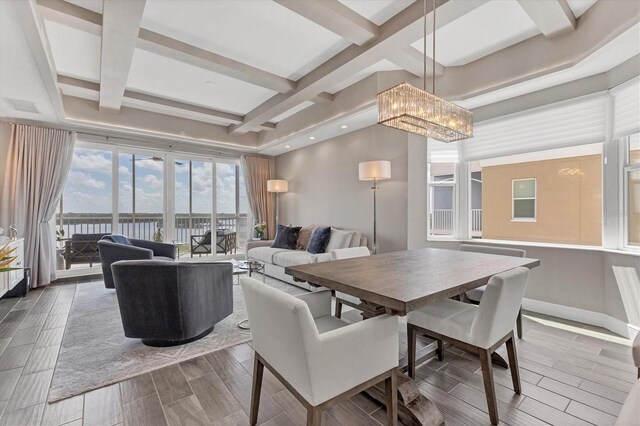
left=511, top=219, right=536, bottom=222
left=425, top=237, right=640, bottom=257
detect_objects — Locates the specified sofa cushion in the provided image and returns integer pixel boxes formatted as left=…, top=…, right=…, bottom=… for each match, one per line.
left=271, top=224, right=301, bottom=250
left=272, top=251, right=315, bottom=268
left=296, top=225, right=317, bottom=250
left=325, top=228, right=355, bottom=252
left=313, top=253, right=332, bottom=263
left=348, top=231, right=362, bottom=248
left=307, top=226, right=331, bottom=254
left=248, top=247, right=289, bottom=263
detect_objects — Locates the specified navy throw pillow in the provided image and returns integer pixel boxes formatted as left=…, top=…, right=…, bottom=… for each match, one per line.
left=306, top=226, right=331, bottom=254
left=101, top=234, right=131, bottom=245
left=271, top=224, right=302, bottom=250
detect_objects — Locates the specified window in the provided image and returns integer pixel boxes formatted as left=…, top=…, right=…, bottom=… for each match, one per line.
left=174, top=159, right=213, bottom=251
left=625, top=133, right=640, bottom=248
left=428, top=163, right=456, bottom=237
left=469, top=143, right=602, bottom=246
left=57, top=147, right=113, bottom=271
left=512, top=179, right=536, bottom=221
left=118, top=153, right=164, bottom=240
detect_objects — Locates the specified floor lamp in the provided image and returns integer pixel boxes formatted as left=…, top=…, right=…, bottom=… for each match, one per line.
left=359, top=161, right=391, bottom=254
left=267, top=179, right=288, bottom=224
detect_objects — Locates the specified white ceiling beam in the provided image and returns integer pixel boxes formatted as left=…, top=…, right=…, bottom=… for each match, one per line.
left=386, top=46, right=444, bottom=77
left=36, top=0, right=335, bottom=103
left=230, top=0, right=488, bottom=134
left=274, top=0, right=378, bottom=45
left=99, top=0, right=146, bottom=111
left=517, top=0, right=576, bottom=38
left=9, top=0, right=66, bottom=121
left=136, top=29, right=295, bottom=93
left=57, top=75, right=277, bottom=130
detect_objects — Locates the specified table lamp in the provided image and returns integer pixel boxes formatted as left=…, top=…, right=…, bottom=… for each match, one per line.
left=267, top=179, right=288, bottom=224
left=358, top=161, right=391, bottom=254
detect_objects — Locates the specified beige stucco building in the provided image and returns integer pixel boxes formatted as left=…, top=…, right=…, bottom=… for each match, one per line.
left=482, top=154, right=603, bottom=246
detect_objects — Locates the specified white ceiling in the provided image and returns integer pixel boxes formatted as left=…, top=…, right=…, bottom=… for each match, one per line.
left=338, top=0, right=413, bottom=26
left=0, top=1, right=57, bottom=121
left=140, top=0, right=352, bottom=80
left=126, top=49, right=278, bottom=115
left=411, top=0, right=540, bottom=67
left=0, top=0, right=634, bottom=156
left=45, top=20, right=101, bottom=82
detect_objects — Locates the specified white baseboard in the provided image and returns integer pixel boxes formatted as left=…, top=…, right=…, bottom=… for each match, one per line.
left=523, top=298, right=639, bottom=340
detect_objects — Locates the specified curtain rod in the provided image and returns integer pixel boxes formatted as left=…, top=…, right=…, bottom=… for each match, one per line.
left=0, top=118, right=248, bottom=159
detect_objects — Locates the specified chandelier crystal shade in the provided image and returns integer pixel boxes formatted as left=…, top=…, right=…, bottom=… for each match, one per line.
left=376, top=0, right=473, bottom=143
left=378, top=82, right=473, bottom=142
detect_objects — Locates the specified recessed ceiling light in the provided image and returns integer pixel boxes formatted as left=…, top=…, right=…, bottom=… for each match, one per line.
left=341, top=125, right=348, bottom=129
left=285, top=145, right=291, bottom=148
left=309, top=136, right=316, bottom=140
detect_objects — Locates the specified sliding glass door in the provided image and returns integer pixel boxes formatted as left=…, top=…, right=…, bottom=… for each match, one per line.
left=118, top=153, right=165, bottom=241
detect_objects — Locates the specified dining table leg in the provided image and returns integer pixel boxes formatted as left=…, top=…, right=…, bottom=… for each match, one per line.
left=357, top=299, right=445, bottom=426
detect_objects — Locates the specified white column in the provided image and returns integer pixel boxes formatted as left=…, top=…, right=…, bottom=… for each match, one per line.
left=456, top=161, right=470, bottom=240
left=164, top=154, right=176, bottom=242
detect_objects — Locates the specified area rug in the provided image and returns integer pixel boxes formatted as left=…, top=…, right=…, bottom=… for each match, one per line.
left=48, top=277, right=304, bottom=402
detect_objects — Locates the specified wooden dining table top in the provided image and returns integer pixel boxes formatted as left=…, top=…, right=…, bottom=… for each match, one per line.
left=285, top=247, right=540, bottom=316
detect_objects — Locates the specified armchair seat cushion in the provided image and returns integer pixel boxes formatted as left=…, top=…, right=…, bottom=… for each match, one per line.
left=408, top=299, right=477, bottom=344
left=466, top=285, right=486, bottom=302
left=272, top=251, right=315, bottom=268
left=153, top=256, right=175, bottom=261
left=314, top=315, right=350, bottom=334
left=247, top=247, right=289, bottom=263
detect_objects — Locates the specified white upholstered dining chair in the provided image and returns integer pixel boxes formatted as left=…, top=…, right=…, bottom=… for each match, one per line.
left=240, top=276, right=399, bottom=426
left=330, top=246, right=370, bottom=318
left=459, top=244, right=527, bottom=338
left=407, top=267, right=530, bottom=425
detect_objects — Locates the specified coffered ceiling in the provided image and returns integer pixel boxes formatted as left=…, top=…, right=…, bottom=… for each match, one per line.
left=0, top=0, right=637, bottom=155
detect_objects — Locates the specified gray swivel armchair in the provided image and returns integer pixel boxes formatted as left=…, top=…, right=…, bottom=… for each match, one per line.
left=111, top=260, right=233, bottom=346
left=98, top=235, right=176, bottom=289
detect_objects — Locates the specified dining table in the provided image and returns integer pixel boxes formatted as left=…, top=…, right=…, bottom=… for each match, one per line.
left=285, top=247, right=540, bottom=426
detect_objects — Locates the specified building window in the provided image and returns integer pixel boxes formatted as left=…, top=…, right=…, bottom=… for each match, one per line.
left=625, top=133, right=640, bottom=248
left=428, top=163, right=456, bottom=237
left=469, top=143, right=602, bottom=246
left=512, top=179, right=536, bottom=221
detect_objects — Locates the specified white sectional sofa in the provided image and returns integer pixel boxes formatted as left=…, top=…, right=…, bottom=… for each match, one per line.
left=246, top=228, right=367, bottom=290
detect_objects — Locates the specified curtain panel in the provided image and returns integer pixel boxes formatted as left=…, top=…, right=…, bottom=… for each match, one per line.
left=0, top=124, right=76, bottom=287
left=240, top=155, right=276, bottom=240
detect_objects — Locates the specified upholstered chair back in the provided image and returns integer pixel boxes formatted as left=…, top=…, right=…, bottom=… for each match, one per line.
left=240, top=276, right=319, bottom=402
left=459, top=244, right=526, bottom=258
left=470, top=267, right=530, bottom=348
left=330, top=246, right=370, bottom=260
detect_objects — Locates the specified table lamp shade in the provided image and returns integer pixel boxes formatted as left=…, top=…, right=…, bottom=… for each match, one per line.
left=267, top=179, right=288, bottom=193
left=359, top=161, right=391, bottom=181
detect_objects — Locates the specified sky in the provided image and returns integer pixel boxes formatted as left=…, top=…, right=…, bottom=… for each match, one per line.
left=62, top=147, right=248, bottom=215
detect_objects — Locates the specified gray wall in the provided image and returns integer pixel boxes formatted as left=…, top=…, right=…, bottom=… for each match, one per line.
left=275, top=125, right=410, bottom=253
left=424, top=239, right=640, bottom=333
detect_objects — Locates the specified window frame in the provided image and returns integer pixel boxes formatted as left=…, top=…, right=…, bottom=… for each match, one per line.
left=623, top=135, right=640, bottom=250
left=427, top=163, right=458, bottom=239
left=511, top=178, right=537, bottom=222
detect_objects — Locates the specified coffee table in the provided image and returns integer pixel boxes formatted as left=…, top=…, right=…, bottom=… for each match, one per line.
left=235, top=260, right=265, bottom=329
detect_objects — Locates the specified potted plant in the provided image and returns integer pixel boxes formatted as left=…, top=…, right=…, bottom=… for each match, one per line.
left=254, top=222, right=267, bottom=240
left=0, top=242, right=17, bottom=272
left=56, top=229, right=65, bottom=270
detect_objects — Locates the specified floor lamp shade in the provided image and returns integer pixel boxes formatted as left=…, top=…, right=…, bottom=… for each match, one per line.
left=359, top=161, right=391, bottom=181
left=267, top=179, right=288, bottom=193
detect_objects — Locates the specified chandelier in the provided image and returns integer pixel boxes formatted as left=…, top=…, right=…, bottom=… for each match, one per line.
left=377, top=0, right=473, bottom=143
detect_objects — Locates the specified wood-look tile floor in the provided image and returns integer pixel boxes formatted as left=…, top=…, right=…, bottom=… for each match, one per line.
left=0, top=283, right=636, bottom=426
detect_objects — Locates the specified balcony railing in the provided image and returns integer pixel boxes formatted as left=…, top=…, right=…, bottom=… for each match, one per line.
left=56, top=213, right=248, bottom=245
left=430, top=209, right=483, bottom=235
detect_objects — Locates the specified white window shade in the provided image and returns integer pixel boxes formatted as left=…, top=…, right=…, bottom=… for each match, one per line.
left=428, top=139, right=459, bottom=163
left=461, top=92, right=606, bottom=162
left=611, top=77, right=640, bottom=140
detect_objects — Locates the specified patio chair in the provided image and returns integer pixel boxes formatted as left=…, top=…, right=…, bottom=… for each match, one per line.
left=64, top=233, right=110, bottom=269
